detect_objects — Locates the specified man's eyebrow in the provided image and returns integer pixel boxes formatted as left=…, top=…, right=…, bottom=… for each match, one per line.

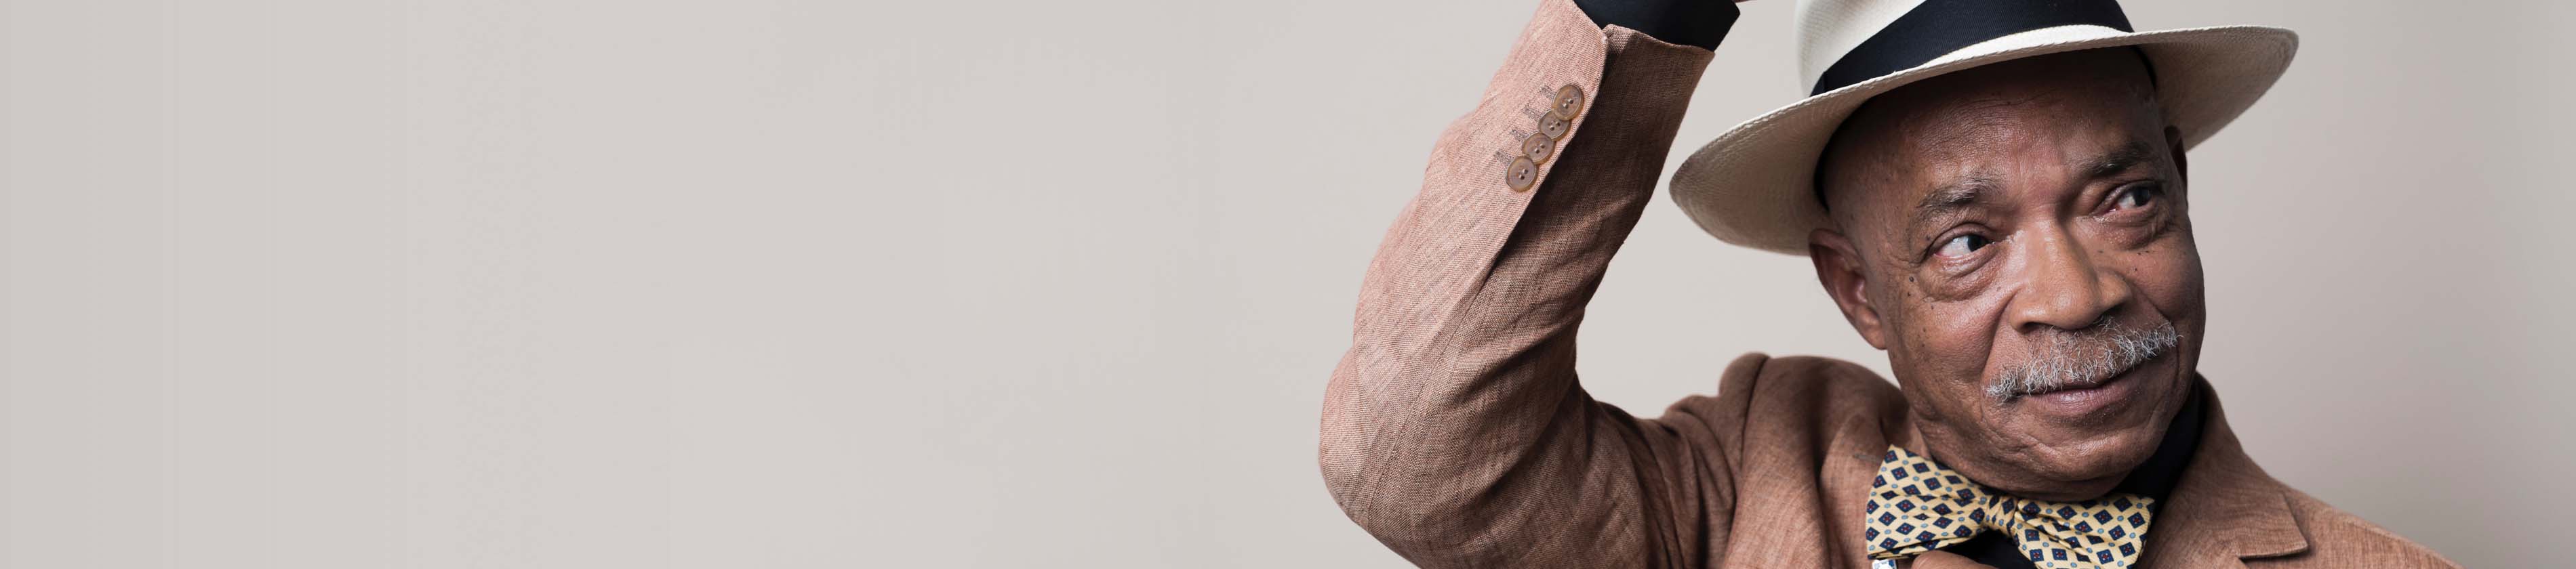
left=1916, top=177, right=1995, bottom=215
left=1899, top=177, right=1998, bottom=251
left=2084, top=141, right=2157, bottom=179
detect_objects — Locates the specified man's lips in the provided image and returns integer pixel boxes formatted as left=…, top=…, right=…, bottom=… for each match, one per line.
left=2021, top=373, right=2116, bottom=398
left=2012, top=352, right=2168, bottom=417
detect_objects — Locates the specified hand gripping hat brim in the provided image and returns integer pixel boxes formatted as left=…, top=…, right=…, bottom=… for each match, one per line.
left=1668, top=0, right=2297, bottom=255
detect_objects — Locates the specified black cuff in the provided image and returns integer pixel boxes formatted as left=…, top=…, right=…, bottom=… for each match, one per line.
left=1571, top=0, right=1740, bottom=50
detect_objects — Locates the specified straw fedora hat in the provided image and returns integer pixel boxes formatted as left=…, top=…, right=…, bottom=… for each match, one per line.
left=1667, top=0, right=2298, bottom=255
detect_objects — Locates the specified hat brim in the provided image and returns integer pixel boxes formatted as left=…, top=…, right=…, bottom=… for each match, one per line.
left=1668, top=24, right=2299, bottom=255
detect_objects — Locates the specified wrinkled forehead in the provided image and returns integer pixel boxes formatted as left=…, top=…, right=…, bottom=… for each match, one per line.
left=1815, top=49, right=2165, bottom=242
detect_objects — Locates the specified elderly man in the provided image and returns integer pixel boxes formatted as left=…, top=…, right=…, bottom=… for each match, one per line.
left=1317, top=0, right=2455, bottom=567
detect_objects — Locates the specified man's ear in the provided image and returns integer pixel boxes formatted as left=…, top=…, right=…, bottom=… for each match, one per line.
left=1809, top=228, right=1890, bottom=350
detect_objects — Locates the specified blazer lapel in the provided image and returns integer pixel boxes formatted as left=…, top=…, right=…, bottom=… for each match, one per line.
left=2140, top=377, right=2310, bottom=568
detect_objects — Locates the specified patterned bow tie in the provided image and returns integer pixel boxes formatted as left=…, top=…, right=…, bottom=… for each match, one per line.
left=1865, top=446, right=2156, bottom=569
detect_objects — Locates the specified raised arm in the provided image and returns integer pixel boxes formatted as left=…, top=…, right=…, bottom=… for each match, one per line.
left=1318, top=0, right=1742, bottom=566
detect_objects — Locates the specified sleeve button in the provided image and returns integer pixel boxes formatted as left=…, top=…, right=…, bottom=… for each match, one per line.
left=1552, top=84, right=1584, bottom=121
left=1539, top=112, right=1570, bottom=139
left=1521, top=133, right=1555, bottom=163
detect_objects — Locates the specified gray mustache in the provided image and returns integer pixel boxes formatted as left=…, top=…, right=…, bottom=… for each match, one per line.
left=1986, top=321, right=2181, bottom=401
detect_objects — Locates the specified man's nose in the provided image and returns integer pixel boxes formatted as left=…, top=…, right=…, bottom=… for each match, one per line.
left=2009, top=228, right=2135, bottom=332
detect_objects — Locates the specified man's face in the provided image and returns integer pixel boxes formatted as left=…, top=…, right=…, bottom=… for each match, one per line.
left=1809, top=49, right=2204, bottom=501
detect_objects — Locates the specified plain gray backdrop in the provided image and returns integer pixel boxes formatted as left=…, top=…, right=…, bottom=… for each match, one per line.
left=3, top=0, right=2569, bottom=566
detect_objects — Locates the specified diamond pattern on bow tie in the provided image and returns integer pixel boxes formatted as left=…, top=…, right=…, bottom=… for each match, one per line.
left=1864, top=446, right=2156, bottom=569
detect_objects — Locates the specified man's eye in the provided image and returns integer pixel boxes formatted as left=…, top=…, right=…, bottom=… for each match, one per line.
left=2112, top=184, right=2162, bottom=210
left=1935, top=234, right=1990, bottom=257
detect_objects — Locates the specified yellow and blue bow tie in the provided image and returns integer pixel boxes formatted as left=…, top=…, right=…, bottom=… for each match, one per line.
left=1865, top=446, right=2156, bottom=569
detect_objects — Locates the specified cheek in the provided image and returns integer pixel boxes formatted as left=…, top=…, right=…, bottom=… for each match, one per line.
left=2120, top=230, right=2206, bottom=324
left=1891, top=286, right=2011, bottom=403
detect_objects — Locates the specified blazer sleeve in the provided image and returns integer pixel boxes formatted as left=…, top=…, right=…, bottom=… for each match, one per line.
left=1317, top=0, right=1733, bottom=566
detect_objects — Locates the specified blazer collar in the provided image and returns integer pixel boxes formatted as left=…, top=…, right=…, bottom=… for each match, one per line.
left=2144, top=376, right=2310, bottom=565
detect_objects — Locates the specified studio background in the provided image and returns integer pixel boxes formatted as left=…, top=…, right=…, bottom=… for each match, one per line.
left=3, top=0, right=2568, bottom=566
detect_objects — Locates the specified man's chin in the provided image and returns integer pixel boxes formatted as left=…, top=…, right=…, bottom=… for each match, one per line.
left=1922, top=409, right=2169, bottom=501
left=1978, top=364, right=2188, bottom=499
left=1988, top=429, right=2163, bottom=500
